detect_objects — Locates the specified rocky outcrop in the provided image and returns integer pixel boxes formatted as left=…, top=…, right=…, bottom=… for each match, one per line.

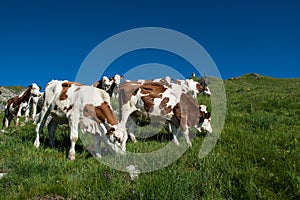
left=0, top=86, right=25, bottom=111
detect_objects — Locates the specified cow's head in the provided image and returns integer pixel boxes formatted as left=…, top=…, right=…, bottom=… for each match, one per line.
left=106, top=125, right=126, bottom=154
left=198, top=78, right=211, bottom=96
left=109, top=74, right=124, bottom=94
left=30, top=83, right=42, bottom=97
left=113, top=74, right=124, bottom=85
left=101, top=76, right=112, bottom=91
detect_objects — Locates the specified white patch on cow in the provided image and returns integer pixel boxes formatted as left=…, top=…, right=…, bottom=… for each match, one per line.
left=199, top=105, right=207, bottom=113
left=205, top=87, right=212, bottom=95
left=198, top=118, right=213, bottom=134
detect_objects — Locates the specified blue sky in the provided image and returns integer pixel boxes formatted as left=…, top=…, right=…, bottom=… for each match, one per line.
left=0, top=0, right=299, bottom=88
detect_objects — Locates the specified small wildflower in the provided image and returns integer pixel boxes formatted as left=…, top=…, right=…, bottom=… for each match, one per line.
left=262, top=157, right=265, bottom=161
left=132, top=189, right=135, bottom=194
left=103, top=171, right=110, bottom=178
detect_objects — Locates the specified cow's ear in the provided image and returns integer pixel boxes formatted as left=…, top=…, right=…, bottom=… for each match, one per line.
left=106, top=127, right=115, bottom=136
left=28, top=85, right=32, bottom=88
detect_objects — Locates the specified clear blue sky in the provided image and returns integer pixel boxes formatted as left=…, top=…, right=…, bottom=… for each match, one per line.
left=0, top=0, right=299, bottom=88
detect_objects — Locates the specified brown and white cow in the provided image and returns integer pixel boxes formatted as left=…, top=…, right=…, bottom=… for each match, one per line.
left=34, top=80, right=126, bottom=160
left=2, top=83, right=42, bottom=128
left=118, top=81, right=212, bottom=151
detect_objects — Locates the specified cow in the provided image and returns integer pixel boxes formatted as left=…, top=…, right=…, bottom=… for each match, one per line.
left=93, top=74, right=124, bottom=98
left=2, top=83, right=42, bottom=128
left=34, top=80, right=126, bottom=160
left=118, top=81, right=212, bottom=151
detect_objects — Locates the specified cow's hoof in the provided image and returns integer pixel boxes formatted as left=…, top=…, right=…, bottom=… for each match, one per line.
left=34, top=140, right=40, bottom=148
left=172, top=139, right=180, bottom=146
left=68, top=152, right=75, bottom=160
left=95, top=153, right=102, bottom=158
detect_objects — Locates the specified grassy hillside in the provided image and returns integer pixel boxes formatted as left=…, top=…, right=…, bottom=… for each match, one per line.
left=0, top=74, right=299, bottom=199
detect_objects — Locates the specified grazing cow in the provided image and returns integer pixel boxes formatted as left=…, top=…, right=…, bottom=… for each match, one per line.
left=93, top=74, right=124, bottom=98
left=118, top=81, right=212, bottom=151
left=2, top=83, right=42, bottom=128
left=34, top=80, right=125, bottom=160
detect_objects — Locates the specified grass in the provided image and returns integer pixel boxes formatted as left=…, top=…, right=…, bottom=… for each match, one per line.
left=0, top=74, right=299, bottom=199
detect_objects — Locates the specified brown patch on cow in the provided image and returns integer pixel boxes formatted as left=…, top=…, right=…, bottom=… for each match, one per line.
left=180, top=93, right=200, bottom=127
left=159, top=97, right=172, bottom=115
left=171, top=103, right=181, bottom=128
left=196, top=83, right=204, bottom=93
left=170, top=93, right=200, bottom=130
left=140, top=82, right=167, bottom=95
left=119, top=82, right=142, bottom=104
left=83, top=102, right=118, bottom=126
left=60, top=82, right=83, bottom=100
left=139, top=82, right=166, bottom=112
left=118, top=81, right=168, bottom=118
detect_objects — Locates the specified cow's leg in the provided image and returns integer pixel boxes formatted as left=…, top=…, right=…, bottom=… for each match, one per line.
left=181, top=114, right=192, bottom=147
left=16, top=106, right=22, bottom=126
left=3, top=108, right=10, bottom=128
left=24, top=107, right=30, bottom=122
left=127, top=117, right=137, bottom=143
left=34, top=104, right=52, bottom=148
left=93, top=134, right=102, bottom=158
left=170, top=123, right=180, bottom=146
left=119, top=106, right=136, bottom=151
left=68, top=115, right=79, bottom=160
left=182, top=126, right=192, bottom=147
left=31, top=99, right=38, bottom=120
left=121, top=131, right=128, bottom=152
left=3, top=116, right=9, bottom=128
left=47, top=118, right=58, bottom=148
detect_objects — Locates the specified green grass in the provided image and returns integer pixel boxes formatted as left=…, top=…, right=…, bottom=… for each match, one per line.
left=0, top=74, right=299, bottom=199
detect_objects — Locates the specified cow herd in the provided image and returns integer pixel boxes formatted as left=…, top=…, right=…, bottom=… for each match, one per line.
left=1, top=74, right=212, bottom=160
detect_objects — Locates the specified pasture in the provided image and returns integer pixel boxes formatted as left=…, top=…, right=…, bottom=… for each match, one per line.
left=0, top=74, right=299, bottom=199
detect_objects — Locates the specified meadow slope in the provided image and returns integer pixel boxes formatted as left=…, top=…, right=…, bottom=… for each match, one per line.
left=0, top=74, right=299, bottom=199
